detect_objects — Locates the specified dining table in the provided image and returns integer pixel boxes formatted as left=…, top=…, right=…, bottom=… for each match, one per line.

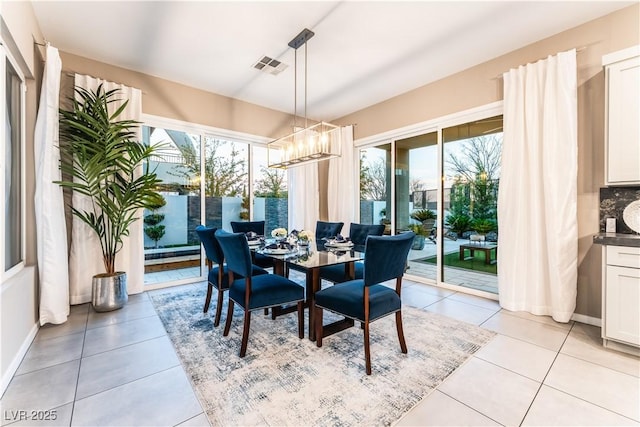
left=252, top=240, right=365, bottom=341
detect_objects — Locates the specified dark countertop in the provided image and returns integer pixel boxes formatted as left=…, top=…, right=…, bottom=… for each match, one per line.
left=593, top=233, right=640, bottom=247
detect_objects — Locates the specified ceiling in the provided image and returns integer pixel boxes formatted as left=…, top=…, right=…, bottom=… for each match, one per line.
left=32, top=1, right=635, bottom=121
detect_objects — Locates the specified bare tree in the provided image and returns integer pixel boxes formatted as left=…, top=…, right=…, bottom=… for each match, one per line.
left=410, top=178, right=426, bottom=193
left=254, top=167, right=287, bottom=198
left=446, top=135, right=501, bottom=182
left=360, top=157, right=387, bottom=201
left=171, top=139, right=247, bottom=197
left=446, top=134, right=502, bottom=221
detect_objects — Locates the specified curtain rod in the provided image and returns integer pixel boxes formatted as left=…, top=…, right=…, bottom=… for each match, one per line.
left=492, top=46, right=587, bottom=80
left=61, top=69, right=147, bottom=95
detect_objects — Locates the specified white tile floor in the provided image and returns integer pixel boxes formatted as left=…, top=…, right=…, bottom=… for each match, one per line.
left=2, top=278, right=639, bottom=426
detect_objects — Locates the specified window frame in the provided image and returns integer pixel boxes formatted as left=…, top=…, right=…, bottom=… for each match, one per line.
left=1, top=43, right=27, bottom=280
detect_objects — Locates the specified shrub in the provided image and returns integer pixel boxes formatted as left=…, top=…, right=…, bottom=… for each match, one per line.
left=410, top=208, right=436, bottom=222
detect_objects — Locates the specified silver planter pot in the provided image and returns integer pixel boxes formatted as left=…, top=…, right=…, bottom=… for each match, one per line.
left=92, top=272, right=128, bottom=312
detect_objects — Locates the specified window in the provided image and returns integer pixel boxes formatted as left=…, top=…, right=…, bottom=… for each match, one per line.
left=359, top=144, right=391, bottom=231
left=357, top=104, right=502, bottom=298
left=252, top=145, right=288, bottom=236
left=1, top=46, right=26, bottom=275
left=141, top=116, right=273, bottom=287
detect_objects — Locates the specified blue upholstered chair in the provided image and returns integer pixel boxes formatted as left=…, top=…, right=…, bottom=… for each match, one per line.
left=319, top=223, right=385, bottom=283
left=314, top=232, right=414, bottom=375
left=315, top=220, right=344, bottom=240
left=230, top=220, right=274, bottom=269
left=195, top=225, right=268, bottom=327
left=215, top=229, right=305, bottom=357
left=286, top=220, right=345, bottom=278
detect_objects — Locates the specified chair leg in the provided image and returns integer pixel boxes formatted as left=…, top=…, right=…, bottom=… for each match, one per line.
left=203, top=283, right=213, bottom=313
left=213, top=289, right=224, bottom=327
left=315, top=306, right=324, bottom=347
left=239, top=310, right=251, bottom=358
left=297, top=301, right=304, bottom=339
left=223, top=300, right=234, bottom=336
left=395, top=311, right=408, bottom=354
left=364, top=320, right=372, bottom=375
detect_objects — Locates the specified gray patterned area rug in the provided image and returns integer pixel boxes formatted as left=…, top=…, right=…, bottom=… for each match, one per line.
left=149, top=284, right=495, bottom=427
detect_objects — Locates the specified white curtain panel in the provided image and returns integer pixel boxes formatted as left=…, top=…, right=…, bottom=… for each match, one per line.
left=288, top=163, right=319, bottom=233
left=498, top=49, right=578, bottom=323
left=68, top=74, right=144, bottom=304
left=34, top=45, right=70, bottom=325
left=327, top=126, right=356, bottom=231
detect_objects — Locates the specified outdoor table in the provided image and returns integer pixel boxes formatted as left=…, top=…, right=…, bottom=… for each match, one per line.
left=459, top=242, right=498, bottom=265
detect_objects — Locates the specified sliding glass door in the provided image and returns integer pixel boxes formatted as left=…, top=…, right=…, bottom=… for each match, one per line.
left=395, top=132, right=438, bottom=282
left=359, top=143, right=391, bottom=232
left=442, top=117, right=501, bottom=294
left=358, top=112, right=502, bottom=296
left=141, top=120, right=282, bottom=288
left=142, top=126, right=203, bottom=286
left=252, top=145, right=288, bottom=236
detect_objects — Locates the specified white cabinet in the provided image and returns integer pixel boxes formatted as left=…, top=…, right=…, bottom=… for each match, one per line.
left=602, top=245, right=640, bottom=355
left=603, top=46, right=640, bottom=186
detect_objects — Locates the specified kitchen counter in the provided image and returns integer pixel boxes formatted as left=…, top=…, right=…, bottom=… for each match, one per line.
left=593, top=232, right=640, bottom=247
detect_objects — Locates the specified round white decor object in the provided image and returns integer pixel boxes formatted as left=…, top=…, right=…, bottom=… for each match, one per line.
left=622, top=200, right=640, bottom=233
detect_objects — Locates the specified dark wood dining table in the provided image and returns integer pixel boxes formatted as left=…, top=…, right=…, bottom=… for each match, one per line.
left=255, top=241, right=365, bottom=341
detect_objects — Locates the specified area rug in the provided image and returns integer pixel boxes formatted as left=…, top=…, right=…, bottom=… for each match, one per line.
left=150, top=285, right=495, bottom=426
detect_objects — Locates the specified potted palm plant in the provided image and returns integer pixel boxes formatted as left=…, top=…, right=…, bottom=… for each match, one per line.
left=57, top=85, right=164, bottom=311
left=407, top=223, right=428, bottom=250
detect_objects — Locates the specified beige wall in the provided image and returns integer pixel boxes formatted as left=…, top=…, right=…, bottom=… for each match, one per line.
left=1, top=1, right=44, bottom=392
left=334, top=4, right=640, bottom=317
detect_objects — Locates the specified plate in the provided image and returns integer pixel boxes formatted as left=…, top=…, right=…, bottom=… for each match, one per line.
left=247, top=240, right=261, bottom=246
left=262, top=248, right=294, bottom=255
left=325, top=241, right=354, bottom=248
left=623, top=200, right=640, bottom=233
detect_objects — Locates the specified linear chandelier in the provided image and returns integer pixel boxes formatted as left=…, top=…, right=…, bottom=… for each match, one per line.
left=268, top=28, right=341, bottom=169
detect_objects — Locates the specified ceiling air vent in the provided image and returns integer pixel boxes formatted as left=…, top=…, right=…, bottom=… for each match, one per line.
left=253, top=55, right=288, bottom=75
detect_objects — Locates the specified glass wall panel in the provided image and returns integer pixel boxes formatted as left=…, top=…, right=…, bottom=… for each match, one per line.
left=142, top=126, right=202, bottom=285
left=5, top=59, right=22, bottom=271
left=441, top=115, right=502, bottom=294
left=253, top=145, right=288, bottom=236
left=395, top=132, right=438, bottom=283
left=359, top=144, right=391, bottom=233
left=202, top=136, right=248, bottom=232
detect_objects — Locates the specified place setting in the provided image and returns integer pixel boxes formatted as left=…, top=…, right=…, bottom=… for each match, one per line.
left=323, top=234, right=354, bottom=248
left=244, top=231, right=265, bottom=248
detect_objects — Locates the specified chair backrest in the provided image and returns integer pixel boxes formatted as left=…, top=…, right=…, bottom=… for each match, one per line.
left=315, top=221, right=344, bottom=240
left=349, top=223, right=385, bottom=246
left=214, top=230, right=253, bottom=277
left=230, top=221, right=265, bottom=235
left=195, top=225, right=224, bottom=265
left=364, top=232, right=414, bottom=286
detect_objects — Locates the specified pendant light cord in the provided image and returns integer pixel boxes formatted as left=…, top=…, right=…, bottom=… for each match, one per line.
left=293, top=47, right=298, bottom=131
left=304, top=40, right=308, bottom=129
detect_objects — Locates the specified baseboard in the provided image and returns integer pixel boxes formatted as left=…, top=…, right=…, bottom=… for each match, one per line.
left=571, top=312, right=602, bottom=327
left=1, top=322, right=39, bottom=396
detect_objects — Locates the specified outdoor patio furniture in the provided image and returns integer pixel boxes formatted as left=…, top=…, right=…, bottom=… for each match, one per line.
left=459, top=242, right=497, bottom=265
